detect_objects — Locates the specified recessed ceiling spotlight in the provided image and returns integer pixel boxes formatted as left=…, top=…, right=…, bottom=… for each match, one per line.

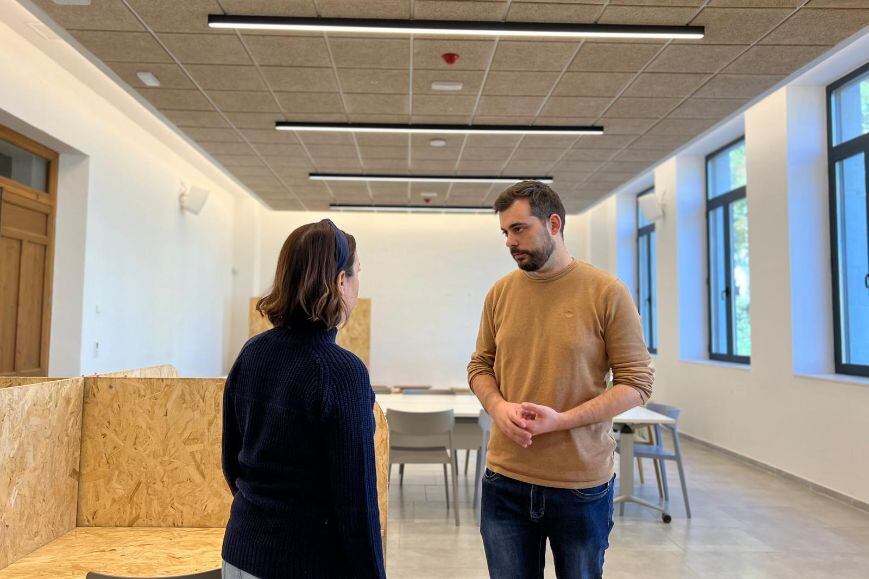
left=136, top=71, right=161, bottom=87
left=429, top=138, right=447, bottom=147
left=432, top=81, right=463, bottom=91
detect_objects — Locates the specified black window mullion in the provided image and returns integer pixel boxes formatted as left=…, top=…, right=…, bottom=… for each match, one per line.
left=648, top=231, right=656, bottom=352
left=723, top=199, right=734, bottom=357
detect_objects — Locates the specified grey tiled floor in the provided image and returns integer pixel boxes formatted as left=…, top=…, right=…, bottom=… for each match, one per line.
left=385, top=439, right=869, bottom=578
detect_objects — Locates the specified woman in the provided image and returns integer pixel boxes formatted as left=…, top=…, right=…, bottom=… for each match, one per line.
left=221, top=219, right=385, bottom=579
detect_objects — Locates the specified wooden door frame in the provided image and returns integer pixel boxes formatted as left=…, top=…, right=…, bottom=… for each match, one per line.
left=0, top=124, right=58, bottom=376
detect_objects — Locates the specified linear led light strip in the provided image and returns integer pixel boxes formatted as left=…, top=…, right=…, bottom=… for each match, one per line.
left=331, top=204, right=492, bottom=214
left=310, top=173, right=554, bottom=184
left=208, top=16, right=704, bottom=40
left=277, top=123, right=602, bottom=136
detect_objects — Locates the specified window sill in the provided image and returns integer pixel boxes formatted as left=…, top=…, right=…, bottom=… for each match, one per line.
left=794, top=373, right=869, bottom=387
left=681, top=358, right=751, bottom=371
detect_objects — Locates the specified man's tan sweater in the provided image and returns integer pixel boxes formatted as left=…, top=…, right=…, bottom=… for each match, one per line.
left=467, top=260, right=654, bottom=489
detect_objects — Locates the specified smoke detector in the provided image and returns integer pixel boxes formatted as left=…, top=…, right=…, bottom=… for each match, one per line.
left=420, top=192, right=438, bottom=204
left=429, top=138, right=447, bottom=148
left=431, top=81, right=464, bottom=92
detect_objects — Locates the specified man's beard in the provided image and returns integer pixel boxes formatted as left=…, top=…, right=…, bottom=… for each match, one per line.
left=512, top=234, right=555, bottom=272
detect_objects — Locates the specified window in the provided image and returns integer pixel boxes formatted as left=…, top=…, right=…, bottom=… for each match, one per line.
left=705, top=139, right=751, bottom=363
left=637, top=189, right=657, bottom=353
left=827, top=63, right=869, bottom=378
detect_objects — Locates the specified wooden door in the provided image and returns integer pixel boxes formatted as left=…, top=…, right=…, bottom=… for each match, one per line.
left=0, top=126, right=57, bottom=376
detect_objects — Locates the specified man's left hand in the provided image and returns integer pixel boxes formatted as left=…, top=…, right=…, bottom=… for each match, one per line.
left=519, top=402, right=567, bottom=436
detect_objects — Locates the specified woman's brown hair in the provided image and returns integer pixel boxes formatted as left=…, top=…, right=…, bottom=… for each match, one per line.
left=257, top=220, right=357, bottom=330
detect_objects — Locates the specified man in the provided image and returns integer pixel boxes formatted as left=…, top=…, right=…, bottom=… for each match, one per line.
left=467, top=181, right=654, bottom=579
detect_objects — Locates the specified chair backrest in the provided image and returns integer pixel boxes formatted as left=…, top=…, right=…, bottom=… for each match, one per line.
left=387, top=408, right=455, bottom=435
left=372, top=385, right=392, bottom=394
left=404, top=389, right=454, bottom=396
left=478, top=409, right=492, bottom=433
left=86, top=570, right=221, bottom=579
left=646, top=402, right=680, bottom=422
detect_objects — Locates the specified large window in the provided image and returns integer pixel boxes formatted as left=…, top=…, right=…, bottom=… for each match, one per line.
left=827, top=63, right=869, bottom=377
left=637, top=189, right=657, bottom=354
left=706, top=139, right=751, bottom=363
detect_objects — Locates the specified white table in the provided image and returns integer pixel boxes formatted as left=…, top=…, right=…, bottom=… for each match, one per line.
left=375, top=394, right=676, bottom=522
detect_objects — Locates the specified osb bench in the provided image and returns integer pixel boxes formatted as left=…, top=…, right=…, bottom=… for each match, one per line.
left=0, top=369, right=389, bottom=578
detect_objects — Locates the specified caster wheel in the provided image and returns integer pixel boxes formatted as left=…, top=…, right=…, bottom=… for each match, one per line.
left=662, top=513, right=672, bottom=524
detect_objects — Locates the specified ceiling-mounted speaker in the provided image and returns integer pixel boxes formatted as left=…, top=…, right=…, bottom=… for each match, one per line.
left=638, top=191, right=664, bottom=222
left=179, top=184, right=210, bottom=215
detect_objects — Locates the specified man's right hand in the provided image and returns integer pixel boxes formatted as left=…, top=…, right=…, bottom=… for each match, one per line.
left=490, top=400, right=533, bottom=448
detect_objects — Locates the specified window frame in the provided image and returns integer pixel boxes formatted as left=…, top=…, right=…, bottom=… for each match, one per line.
left=705, top=137, right=750, bottom=365
left=826, top=62, right=869, bottom=378
left=636, top=188, right=657, bottom=354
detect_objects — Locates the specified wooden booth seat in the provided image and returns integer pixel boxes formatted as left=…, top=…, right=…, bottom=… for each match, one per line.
left=0, top=366, right=389, bottom=578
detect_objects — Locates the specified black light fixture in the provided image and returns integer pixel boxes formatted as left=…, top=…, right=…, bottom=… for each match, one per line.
left=278, top=122, right=602, bottom=136
left=208, top=15, right=704, bottom=40
left=310, top=173, right=553, bottom=184
left=330, top=203, right=492, bottom=214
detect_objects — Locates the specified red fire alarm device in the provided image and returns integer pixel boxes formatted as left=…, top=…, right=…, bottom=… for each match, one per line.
left=441, top=52, right=460, bottom=65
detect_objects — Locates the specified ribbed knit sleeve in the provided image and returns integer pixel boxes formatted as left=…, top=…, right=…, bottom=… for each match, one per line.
left=320, top=350, right=386, bottom=579
left=603, top=280, right=655, bottom=403
left=467, top=287, right=498, bottom=386
left=221, top=358, right=242, bottom=496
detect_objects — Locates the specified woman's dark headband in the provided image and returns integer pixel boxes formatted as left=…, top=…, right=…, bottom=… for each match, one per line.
left=321, top=219, right=349, bottom=272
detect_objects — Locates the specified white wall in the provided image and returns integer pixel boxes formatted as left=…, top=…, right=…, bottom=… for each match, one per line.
left=1, top=1, right=251, bottom=376
left=577, top=34, right=869, bottom=503
left=230, top=209, right=585, bottom=388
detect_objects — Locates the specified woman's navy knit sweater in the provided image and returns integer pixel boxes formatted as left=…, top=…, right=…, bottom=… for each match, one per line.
left=221, top=325, right=385, bottom=579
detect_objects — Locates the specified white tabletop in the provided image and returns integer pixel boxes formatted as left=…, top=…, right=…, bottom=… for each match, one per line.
left=375, top=393, right=674, bottom=425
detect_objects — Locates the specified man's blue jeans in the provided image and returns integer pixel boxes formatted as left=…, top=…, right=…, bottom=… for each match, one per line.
left=480, top=469, right=615, bottom=579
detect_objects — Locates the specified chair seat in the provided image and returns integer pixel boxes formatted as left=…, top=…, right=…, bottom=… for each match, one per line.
left=628, top=443, right=677, bottom=460
left=390, top=447, right=451, bottom=464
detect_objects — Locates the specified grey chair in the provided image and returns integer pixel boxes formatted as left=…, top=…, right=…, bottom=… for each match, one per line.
left=372, top=385, right=392, bottom=395
left=626, top=402, right=691, bottom=518
left=387, top=408, right=460, bottom=526
left=86, top=571, right=220, bottom=579
left=473, top=410, right=493, bottom=525
left=401, top=388, right=453, bottom=395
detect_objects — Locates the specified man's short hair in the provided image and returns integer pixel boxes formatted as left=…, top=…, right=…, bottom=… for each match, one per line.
left=493, top=180, right=566, bottom=235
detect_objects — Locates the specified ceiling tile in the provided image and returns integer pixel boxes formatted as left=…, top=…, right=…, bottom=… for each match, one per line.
left=213, top=154, right=265, bottom=167
left=108, top=62, right=194, bottom=89
left=126, top=0, right=222, bottom=34
left=577, top=134, right=635, bottom=149
left=337, top=69, right=409, bottom=94
left=477, top=96, right=546, bottom=116
left=694, top=74, right=783, bottom=98
left=357, top=146, right=408, bottom=159
left=463, top=134, right=523, bottom=148
left=646, top=117, right=718, bottom=136
left=506, top=2, right=602, bottom=23
left=32, top=0, right=143, bottom=31
left=159, top=33, right=251, bottom=65
left=511, top=148, right=564, bottom=161
left=462, top=147, right=515, bottom=161
left=226, top=111, right=295, bottom=129
left=414, top=39, right=495, bottom=70
left=331, top=38, right=410, bottom=69
left=251, top=143, right=306, bottom=157
left=241, top=128, right=301, bottom=144
left=230, top=166, right=275, bottom=177
left=558, top=148, right=617, bottom=161
left=623, top=73, right=710, bottom=98
left=243, top=36, right=332, bottom=67
left=604, top=97, right=681, bottom=118
left=553, top=160, right=604, bottom=172
left=492, top=41, right=578, bottom=72
left=263, top=156, right=311, bottom=168
left=723, top=45, right=829, bottom=74
left=139, top=88, right=212, bottom=110
left=345, top=93, right=410, bottom=115
left=668, top=97, right=747, bottom=118
left=598, top=118, right=658, bottom=135
left=413, top=146, right=462, bottom=160
left=209, top=91, right=280, bottom=113
left=761, top=8, right=869, bottom=45
left=613, top=148, right=668, bottom=162
left=646, top=44, right=745, bottom=73
left=483, top=72, right=561, bottom=96
left=520, top=134, right=580, bottom=148
left=275, top=92, right=346, bottom=114
left=554, top=72, right=635, bottom=97
left=412, top=95, right=478, bottom=115
left=305, top=144, right=360, bottom=158
left=162, top=109, right=228, bottom=127
left=598, top=5, right=698, bottom=25
left=318, top=0, right=411, bottom=18
left=70, top=30, right=172, bottom=63
left=186, top=127, right=242, bottom=142
left=456, top=160, right=507, bottom=171
left=609, top=0, right=704, bottom=5
left=708, top=1, right=801, bottom=6
left=351, top=114, right=413, bottom=123
left=414, top=1, right=509, bottom=20
left=260, top=67, right=338, bottom=92
left=686, top=8, right=792, bottom=45
left=632, top=134, right=692, bottom=150
left=186, top=65, right=266, bottom=90
left=539, top=97, right=610, bottom=117
left=198, top=141, right=255, bottom=155
left=570, top=43, right=662, bottom=72
left=221, top=0, right=318, bottom=17
left=470, top=115, right=536, bottom=124
left=356, top=134, right=407, bottom=147
left=503, top=160, right=551, bottom=173
left=413, top=70, right=485, bottom=95
left=306, top=158, right=362, bottom=171
left=363, top=159, right=414, bottom=171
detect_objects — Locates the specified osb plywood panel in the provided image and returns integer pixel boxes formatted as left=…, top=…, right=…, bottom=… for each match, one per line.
left=0, top=527, right=223, bottom=578
left=0, top=377, right=62, bottom=388
left=0, top=378, right=83, bottom=569
left=77, top=377, right=231, bottom=527
left=249, top=297, right=372, bottom=368
left=95, top=364, right=179, bottom=378
left=373, top=401, right=389, bottom=550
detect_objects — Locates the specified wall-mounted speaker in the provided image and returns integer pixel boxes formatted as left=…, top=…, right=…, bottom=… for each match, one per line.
left=179, top=184, right=210, bottom=215
left=638, top=190, right=664, bottom=222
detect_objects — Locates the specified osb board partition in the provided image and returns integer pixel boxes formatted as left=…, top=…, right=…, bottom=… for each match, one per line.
left=77, top=377, right=231, bottom=527
left=95, top=364, right=179, bottom=378
left=0, top=378, right=84, bottom=569
left=249, top=297, right=372, bottom=368
left=0, top=377, right=63, bottom=389
left=373, top=402, right=389, bottom=548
